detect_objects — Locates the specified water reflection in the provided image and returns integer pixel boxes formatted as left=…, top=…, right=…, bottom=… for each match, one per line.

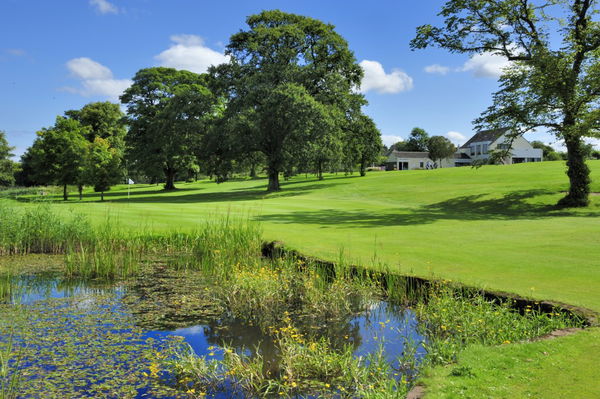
left=1, top=272, right=427, bottom=398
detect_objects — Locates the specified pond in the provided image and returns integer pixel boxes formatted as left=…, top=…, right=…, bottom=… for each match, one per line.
left=0, top=266, right=427, bottom=398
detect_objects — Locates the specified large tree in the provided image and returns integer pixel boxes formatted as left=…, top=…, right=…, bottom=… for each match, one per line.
left=65, top=102, right=127, bottom=198
left=427, top=136, right=456, bottom=168
left=211, top=10, right=363, bottom=191
left=411, top=0, right=600, bottom=207
left=86, top=137, right=122, bottom=201
left=394, top=128, right=430, bottom=152
left=27, top=117, right=90, bottom=200
left=121, top=68, right=216, bottom=190
left=0, top=131, right=16, bottom=187
left=345, top=114, right=383, bottom=176
left=64, top=102, right=127, bottom=151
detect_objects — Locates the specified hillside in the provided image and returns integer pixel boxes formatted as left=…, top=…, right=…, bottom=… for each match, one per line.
left=39, top=160, right=600, bottom=312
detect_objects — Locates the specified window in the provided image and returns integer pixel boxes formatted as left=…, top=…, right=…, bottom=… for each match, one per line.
left=470, top=145, right=475, bottom=156
left=497, top=143, right=510, bottom=150
left=482, top=144, right=488, bottom=153
left=419, top=161, right=424, bottom=168
left=476, top=144, right=481, bottom=155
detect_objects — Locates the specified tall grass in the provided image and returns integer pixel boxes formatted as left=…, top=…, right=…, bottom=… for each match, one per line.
left=0, top=203, right=93, bottom=256
left=0, top=202, right=262, bottom=279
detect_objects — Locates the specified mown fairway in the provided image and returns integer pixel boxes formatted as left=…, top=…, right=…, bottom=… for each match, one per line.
left=6, top=160, right=600, bottom=397
left=32, top=160, right=600, bottom=311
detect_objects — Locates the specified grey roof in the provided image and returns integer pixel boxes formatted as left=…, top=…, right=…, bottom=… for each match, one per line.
left=460, top=128, right=511, bottom=149
left=387, top=151, right=431, bottom=160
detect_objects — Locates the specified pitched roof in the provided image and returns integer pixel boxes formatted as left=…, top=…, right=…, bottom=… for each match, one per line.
left=460, top=128, right=511, bottom=149
left=387, top=151, right=431, bottom=159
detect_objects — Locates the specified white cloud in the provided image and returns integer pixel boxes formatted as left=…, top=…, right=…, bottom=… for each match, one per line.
left=446, top=131, right=467, bottom=145
left=64, top=57, right=131, bottom=100
left=381, top=135, right=404, bottom=147
left=155, top=34, right=229, bottom=74
left=359, top=60, right=413, bottom=94
left=6, top=49, right=26, bottom=57
left=89, top=0, right=119, bottom=15
left=460, top=52, right=511, bottom=78
left=424, top=64, right=450, bottom=75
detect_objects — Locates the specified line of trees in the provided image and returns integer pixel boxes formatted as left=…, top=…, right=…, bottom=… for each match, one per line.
left=7, top=11, right=383, bottom=198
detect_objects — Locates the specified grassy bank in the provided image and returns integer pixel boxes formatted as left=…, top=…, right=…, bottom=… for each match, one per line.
left=3, top=160, right=600, bottom=397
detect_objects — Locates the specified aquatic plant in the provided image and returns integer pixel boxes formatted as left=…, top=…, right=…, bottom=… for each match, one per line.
left=0, top=329, right=23, bottom=399
left=167, top=317, right=410, bottom=398
left=415, top=283, right=582, bottom=365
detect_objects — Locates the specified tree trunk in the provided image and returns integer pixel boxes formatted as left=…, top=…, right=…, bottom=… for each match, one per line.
left=78, top=185, right=83, bottom=201
left=558, top=136, right=590, bottom=207
left=63, top=184, right=68, bottom=201
left=164, top=168, right=176, bottom=190
left=360, top=157, right=367, bottom=177
left=317, top=161, right=324, bottom=180
left=267, top=169, right=280, bottom=191
left=101, top=191, right=104, bottom=202
left=250, top=163, right=257, bottom=178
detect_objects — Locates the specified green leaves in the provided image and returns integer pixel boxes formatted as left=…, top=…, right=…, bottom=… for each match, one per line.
left=413, top=0, right=600, bottom=206
left=121, top=68, right=218, bottom=190
left=214, top=10, right=365, bottom=190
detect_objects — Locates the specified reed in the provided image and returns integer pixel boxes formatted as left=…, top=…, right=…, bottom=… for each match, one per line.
left=0, top=327, right=23, bottom=399
left=0, top=202, right=262, bottom=280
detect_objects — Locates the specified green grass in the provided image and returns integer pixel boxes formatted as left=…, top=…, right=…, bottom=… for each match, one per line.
left=420, top=328, right=600, bottom=399
left=4, top=160, right=600, bottom=397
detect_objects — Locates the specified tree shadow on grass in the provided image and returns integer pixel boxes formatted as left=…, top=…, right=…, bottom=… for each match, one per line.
left=257, top=189, right=600, bottom=228
left=71, top=179, right=348, bottom=204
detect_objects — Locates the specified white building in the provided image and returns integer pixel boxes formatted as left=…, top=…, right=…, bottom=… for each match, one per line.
left=454, top=128, right=543, bottom=166
left=385, top=151, right=453, bottom=170
left=385, top=128, right=542, bottom=171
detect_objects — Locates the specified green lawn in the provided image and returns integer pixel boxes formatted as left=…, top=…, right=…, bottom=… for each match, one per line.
left=6, top=160, right=600, bottom=397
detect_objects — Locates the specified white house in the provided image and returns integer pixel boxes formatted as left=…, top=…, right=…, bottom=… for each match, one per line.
left=454, top=128, right=543, bottom=166
left=385, top=151, right=453, bottom=170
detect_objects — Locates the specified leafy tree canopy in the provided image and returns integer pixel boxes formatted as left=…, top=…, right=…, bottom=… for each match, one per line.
left=0, top=131, right=16, bottom=187
left=427, top=135, right=456, bottom=168
left=121, top=67, right=217, bottom=190
left=211, top=10, right=363, bottom=191
left=27, top=117, right=90, bottom=200
left=411, top=0, right=600, bottom=206
left=86, top=137, right=121, bottom=201
left=64, top=102, right=127, bottom=152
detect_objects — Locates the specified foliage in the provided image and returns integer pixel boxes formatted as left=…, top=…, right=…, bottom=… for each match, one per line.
left=427, top=136, right=456, bottom=168
left=531, top=140, right=562, bottom=161
left=0, top=131, right=16, bottom=187
left=396, top=128, right=430, bottom=152
left=85, top=137, right=121, bottom=200
left=121, top=67, right=217, bottom=190
left=415, top=283, right=580, bottom=366
left=411, top=0, right=600, bottom=207
left=22, top=117, right=89, bottom=200
left=64, top=101, right=126, bottom=153
left=211, top=10, right=364, bottom=191
left=345, top=112, right=383, bottom=176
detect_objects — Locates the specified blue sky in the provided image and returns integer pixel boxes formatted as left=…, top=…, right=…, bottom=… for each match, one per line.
left=0, top=0, right=572, bottom=159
